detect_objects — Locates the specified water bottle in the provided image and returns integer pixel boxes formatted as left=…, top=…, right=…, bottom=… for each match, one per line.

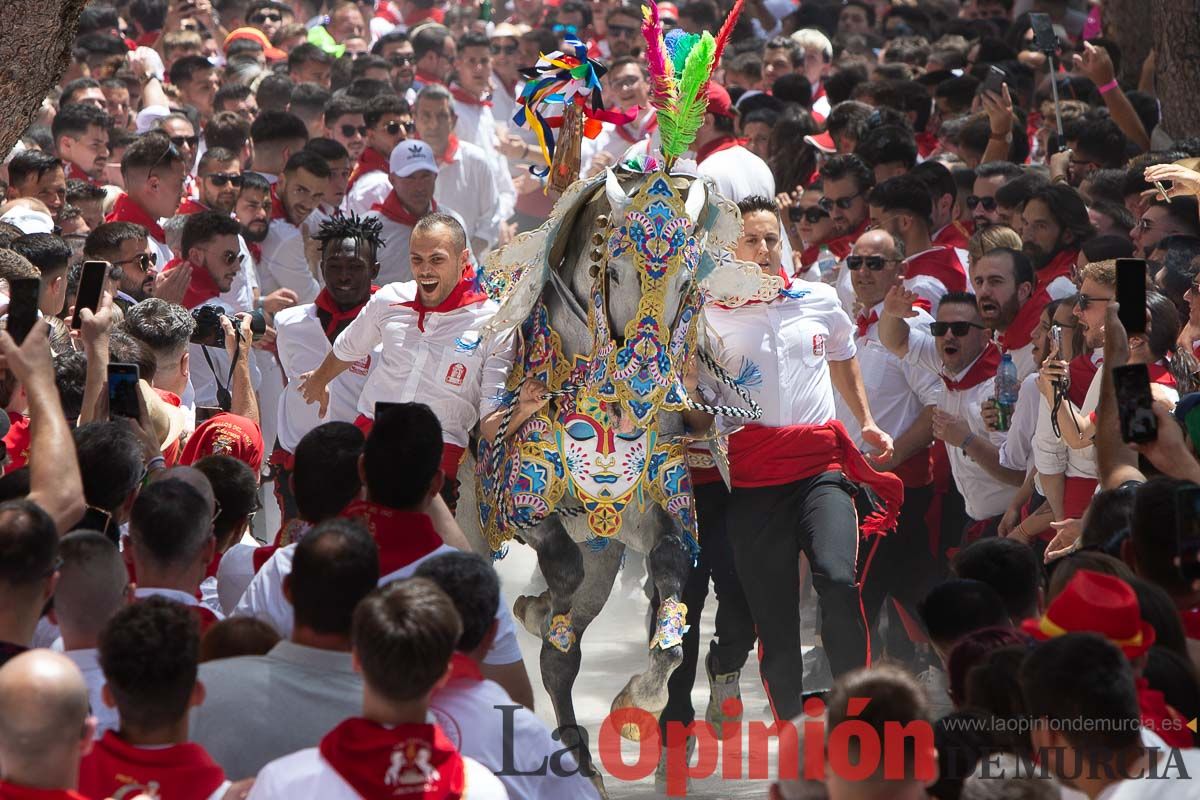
left=995, top=352, right=1019, bottom=432
left=818, top=245, right=837, bottom=283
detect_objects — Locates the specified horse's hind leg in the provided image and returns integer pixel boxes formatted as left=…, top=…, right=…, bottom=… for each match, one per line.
left=610, top=518, right=691, bottom=741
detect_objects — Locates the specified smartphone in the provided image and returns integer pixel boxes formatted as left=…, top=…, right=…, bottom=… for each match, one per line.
left=1113, top=363, right=1157, bottom=444
left=1029, top=13, right=1058, bottom=53
left=375, top=401, right=402, bottom=419
left=1116, top=258, right=1147, bottom=335
left=982, top=65, right=1006, bottom=96
left=1175, top=485, right=1200, bottom=584
left=107, top=363, right=141, bottom=420
left=72, top=260, right=109, bottom=330
left=5, top=278, right=40, bottom=345
left=195, top=406, right=224, bottom=424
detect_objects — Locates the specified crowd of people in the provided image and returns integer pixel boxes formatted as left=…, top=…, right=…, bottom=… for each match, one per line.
left=0, top=0, right=1199, bottom=797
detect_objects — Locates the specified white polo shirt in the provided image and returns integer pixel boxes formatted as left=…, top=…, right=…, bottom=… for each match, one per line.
left=434, top=139, right=505, bottom=251
left=331, top=281, right=513, bottom=447
left=343, top=170, right=391, bottom=217
left=274, top=302, right=378, bottom=452
left=259, top=214, right=320, bottom=303
left=903, top=329, right=1016, bottom=521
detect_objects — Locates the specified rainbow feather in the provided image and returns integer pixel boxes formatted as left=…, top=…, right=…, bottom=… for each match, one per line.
left=665, top=28, right=700, bottom=74
left=641, top=2, right=676, bottom=110
left=659, top=31, right=715, bottom=160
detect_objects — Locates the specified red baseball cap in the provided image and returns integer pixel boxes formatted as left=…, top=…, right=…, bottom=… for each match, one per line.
left=1020, top=570, right=1156, bottom=658
left=804, top=130, right=837, bottom=153
left=705, top=82, right=735, bottom=119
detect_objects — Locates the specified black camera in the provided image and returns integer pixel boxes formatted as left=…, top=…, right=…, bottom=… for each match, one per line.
left=189, top=305, right=267, bottom=347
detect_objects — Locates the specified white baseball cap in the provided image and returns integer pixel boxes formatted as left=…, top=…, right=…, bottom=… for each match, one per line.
left=389, top=140, right=439, bottom=178
left=0, top=208, right=53, bottom=235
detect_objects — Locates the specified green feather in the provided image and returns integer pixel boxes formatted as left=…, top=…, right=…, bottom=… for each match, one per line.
left=669, top=32, right=700, bottom=74
left=659, top=31, right=715, bottom=159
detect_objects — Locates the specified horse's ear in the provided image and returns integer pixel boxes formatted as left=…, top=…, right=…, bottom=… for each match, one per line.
left=605, top=168, right=631, bottom=216
left=684, top=178, right=706, bottom=224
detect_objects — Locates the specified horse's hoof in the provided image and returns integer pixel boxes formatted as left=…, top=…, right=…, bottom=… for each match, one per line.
left=620, top=721, right=643, bottom=742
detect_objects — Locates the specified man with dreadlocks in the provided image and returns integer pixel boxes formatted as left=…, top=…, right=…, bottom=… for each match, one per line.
left=271, top=212, right=383, bottom=526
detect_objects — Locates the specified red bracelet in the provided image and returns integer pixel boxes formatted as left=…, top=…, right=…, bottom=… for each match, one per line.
left=1098, top=79, right=1119, bottom=95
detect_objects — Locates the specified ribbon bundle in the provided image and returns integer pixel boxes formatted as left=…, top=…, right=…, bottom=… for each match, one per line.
left=512, top=37, right=635, bottom=176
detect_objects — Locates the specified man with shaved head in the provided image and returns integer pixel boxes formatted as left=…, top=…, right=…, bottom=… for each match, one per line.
left=841, top=228, right=943, bottom=668
left=49, top=531, right=132, bottom=738
left=0, top=649, right=95, bottom=797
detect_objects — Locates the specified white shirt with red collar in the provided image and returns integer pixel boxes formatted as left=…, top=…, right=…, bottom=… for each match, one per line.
left=134, top=586, right=224, bottom=632
left=902, top=245, right=968, bottom=312
left=429, top=668, right=600, bottom=800
left=694, top=138, right=775, bottom=204
left=433, top=137, right=506, bottom=251
left=259, top=210, right=320, bottom=303
left=450, top=88, right=516, bottom=233
left=489, top=72, right=523, bottom=138
left=275, top=301, right=379, bottom=453
left=903, top=330, right=1016, bottom=520
left=331, top=280, right=514, bottom=448
left=343, top=170, right=392, bottom=217
left=838, top=302, right=943, bottom=478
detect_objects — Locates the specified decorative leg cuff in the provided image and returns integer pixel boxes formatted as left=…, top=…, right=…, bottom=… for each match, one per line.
left=650, top=597, right=689, bottom=650
left=547, top=612, right=577, bottom=653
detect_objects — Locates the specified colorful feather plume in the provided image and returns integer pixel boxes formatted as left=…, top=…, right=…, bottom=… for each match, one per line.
left=640, top=2, right=675, bottom=108
left=659, top=32, right=715, bottom=160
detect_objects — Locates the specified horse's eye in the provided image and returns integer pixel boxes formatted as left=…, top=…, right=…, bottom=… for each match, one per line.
left=606, top=265, right=621, bottom=285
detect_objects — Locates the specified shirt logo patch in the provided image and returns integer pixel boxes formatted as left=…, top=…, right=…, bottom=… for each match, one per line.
left=812, top=334, right=826, bottom=357
left=349, top=355, right=371, bottom=376
left=445, top=362, right=467, bottom=386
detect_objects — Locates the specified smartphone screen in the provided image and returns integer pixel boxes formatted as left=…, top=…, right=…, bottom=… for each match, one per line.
left=1116, top=258, right=1147, bottom=334
left=72, top=260, right=109, bottom=330
left=1175, top=486, right=1200, bottom=584
left=107, top=363, right=140, bottom=419
left=1113, top=363, right=1157, bottom=444
left=5, top=278, right=40, bottom=345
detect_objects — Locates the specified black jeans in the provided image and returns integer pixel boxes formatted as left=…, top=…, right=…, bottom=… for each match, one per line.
left=726, top=471, right=867, bottom=722
left=858, top=484, right=940, bottom=665
left=658, top=482, right=756, bottom=734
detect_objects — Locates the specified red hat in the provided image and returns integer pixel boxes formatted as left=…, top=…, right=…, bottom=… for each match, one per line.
left=705, top=82, right=735, bottom=119
left=179, top=412, right=265, bottom=473
left=1021, top=570, right=1156, bottom=658
left=805, top=130, right=837, bottom=153
left=658, top=2, right=680, bottom=20
left=224, top=27, right=288, bottom=62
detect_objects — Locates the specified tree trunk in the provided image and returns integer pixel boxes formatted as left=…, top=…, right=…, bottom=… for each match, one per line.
left=0, top=0, right=88, bottom=159
left=1153, top=0, right=1200, bottom=140
left=1103, top=0, right=1154, bottom=87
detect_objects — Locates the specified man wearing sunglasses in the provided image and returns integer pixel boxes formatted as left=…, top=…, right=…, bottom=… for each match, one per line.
left=842, top=228, right=945, bottom=667
left=603, top=5, right=642, bottom=58
left=486, top=24, right=527, bottom=129
left=694, top=195, right=896, bottom=723
left=817, top=154, right=874, bottom=260
left=869, top=174, right=968, bottom=310
left=344, top=95, right=411, bottom=215
left=970, top=161, right=1022, bottom=230
left=879, top=287, right=1017, bottom=538
left=582, top=58, right=659, bottom=178
left=324, top=96, right=367, bottom=162
left=182, top=148, right=244, bottom=216
left=371, top=30, right=418, bottom=97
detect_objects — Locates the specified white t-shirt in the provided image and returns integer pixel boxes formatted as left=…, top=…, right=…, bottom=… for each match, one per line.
left=259, top=215, right=320, bottom=303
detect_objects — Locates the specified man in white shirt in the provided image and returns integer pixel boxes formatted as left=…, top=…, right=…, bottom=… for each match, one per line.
left=415, top=84, right=507, bottom=254
left=419, top=552, right=600, bottom=799
left=692, top=83, right=775, bottom=203
left=878, top=287, right=1017, bottom=536
left=246, top=578, right=507, bottom=800
left=49, top=531, right=132, bottom=739
left=970, top=246, right=1038, bottom=379
left=259, top=150, right=328, bottom=304
left=582, top=57, right=660, bottom=178
left=343, top=94, right=412, bottom=215
left=193, top=518, right=378, bottom=779
left=840, top=229, right=944, bottom=665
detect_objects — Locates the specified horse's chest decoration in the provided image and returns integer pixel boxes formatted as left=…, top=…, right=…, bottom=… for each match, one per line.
left=478, top=170, right=734, bottom=555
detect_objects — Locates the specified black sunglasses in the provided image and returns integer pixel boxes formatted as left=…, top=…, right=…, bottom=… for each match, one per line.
left=490, top=43, right=519, bottom=55
left=789, top=205, right=830, bottom=223
left=818, top=192, right=860, bottom=212
left=248, top=11, right=282, bottom=23
left=929, top=321, right=986, bottom=337
left=1075, top=293, right=1113, bottom=311
left=966, top=195, right=997, bottom=211
left=114, top=252, right=158, bottom=272
left=846, top=255, right=900, bottom=271
left=340, top=123, right=368, bottom=138
left=607, top=23, right=637, bottom=36
left=204, top=249, right=243, bottom=265
left=388, top=53, right=415, bottom=65
left=385, top=120, right=415, bottom=135
left=203, top=172, right=244, bottom=187
left=170, top=134, right=199, bottom=149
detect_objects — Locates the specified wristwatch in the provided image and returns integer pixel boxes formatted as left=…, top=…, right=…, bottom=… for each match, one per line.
left=990, top=130, right=1013, bottom=144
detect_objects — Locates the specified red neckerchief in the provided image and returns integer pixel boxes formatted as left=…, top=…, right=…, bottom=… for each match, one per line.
left=247, top=241, right=262, bottom=263
left=856, top=309, right=879, bottom=339
left=320, top=718, right=465, bottom=800
left=1147, top=360, right=1176, bottom=387
left=1000, top=248, right=1077, bottom=351
left=449, top=83, right=492, bottom=107
left=347, top=147, right=390, bottom=192
left=134, top=30, right=159, bottom=47
left=1136, top=677, right=1194, bottom=749
left=314, top=285, right=379, bottom=341
left=1067, top=352, right=1101, bottom=407
left=436, top=135, right=459, bottom=165
left=694, top=135, right=741, bottom=164
left=106, top=193, right=165, bottom=242
left=905, top=246, right=967, bottom=293
left=942, top=342, right=1001, bottom=391
left=164, top=256, right=221, bottom=309
left=339, top=500, right=445, bottom=576
left=615, top=112, right=658, bottom=144
left=414, top=70, right=446, bottom=87
left=1037, top=247, right=1077, bottom=292
left=396, top=267, right=488, bottom=332
left=374, top=1, right=401, bottom=24
left=176, top=197, right=208, bottom=215
left=64, top=160, right=98, bottom=186
left=915, top=130, right=939, bottom=158
left=825, top=217, right=870, bottom=260
left=933, top=219, right=973, bottom=250
left=2, top=412, right=30, bottom=475
left=406, top=6, right=445, bottom=25
left=0, top=782, right=88, bottom=800
left=448, top=652, right=483, bottom=682
left=372, top=191, right=436, bottom=228
left=78, top=731, right=225, bottom=800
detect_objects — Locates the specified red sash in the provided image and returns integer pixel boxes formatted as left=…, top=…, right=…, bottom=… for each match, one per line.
left=449, top=83, right=492, bottom=107
left=824, top=218, right=870, bottom=260
left=448, top=652, right=483, bottom=682
left=252, top=544, right=278, bottom=572
left=0, top=783, right=88, bottom=800
left=728, top=420, right=903, bottom=535
left=164, top=256, right=221, bottom=309
left=176, top=197, right=208, bottom=215
left=372, top=192, right=436, bottom=228
left=78, top=731, right=225, bottom=800
left=315, top=285, right=379, bottom=339
left=347, top=147, right=390, bottom=193
left=413, top=70, right=446, bottom=87
left=395, top=269, right=487, bottom=332
left=340, top=500, right=445, bottom=577
left=1067, top=353, right=1100, bottom=408
left=105, top=193, right=165, bottom=242
left=615, top=113, right=658, bottom=144
left=319, top=718, right=465, bottom=800
left=694, top=135, right=741, bottom=164
left=905, top=246, right=967, bottom=293
left=942, top=342, right=1001, bottom=391
left=932, top=220, right=972, bottom=250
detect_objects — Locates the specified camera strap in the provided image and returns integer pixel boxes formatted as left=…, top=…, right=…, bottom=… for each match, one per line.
left=200, top=340, right=242, bottom=412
